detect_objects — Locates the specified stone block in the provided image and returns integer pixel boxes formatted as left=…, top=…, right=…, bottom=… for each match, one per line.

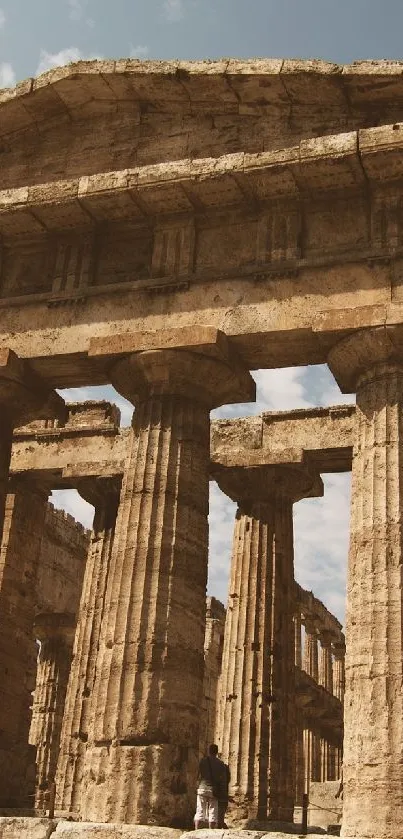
left=54, top=824, right=182, bottom=839
left=0, top=817, right=57, bottom=839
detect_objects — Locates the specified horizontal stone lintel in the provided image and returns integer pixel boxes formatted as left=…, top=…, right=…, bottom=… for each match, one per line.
left=1, top=126, right=403, bottom=234
left=10, top=403, right=355, bottom=486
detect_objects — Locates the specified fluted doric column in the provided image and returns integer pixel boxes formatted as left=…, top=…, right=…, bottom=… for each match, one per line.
left=295, top=712, right=305, bottom=806
left=319, top=630, right=333, bottom=694
left=0, top=350, right=64, bottom=547
left=333, top=641, right=345, bottom=703
left=56, top=478, right=120, bottom=814
left=328, top=325, right=403, bottom=839
left=303, top=618, right=319, bottom=682
left=215, top=463, right=323, bottom=822
left=79, top=328, right=254, bottom=825
left=0, top=478, right=50, bottom=807
left=31, top=613, right=75, bottom=811
left=294, top=613, right=302, bottom=669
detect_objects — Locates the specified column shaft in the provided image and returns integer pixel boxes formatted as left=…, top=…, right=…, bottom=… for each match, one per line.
left=81, top=397, right=211, bottom=824
left=31, top=618, right=74, bottom=810
left=342, top=363, right=403, bottom=837
left=294, top=614, right=302, bottom=669
left=319, top=637, right=333, bottom=694
left=333, top=647, right=345, bottom=703
left=56, top=490, right=118, bottom=813
left=0, top=481, right=48, bottom=807
left=217, top=495, right=296, bottom=822
left=303, top=624, right=318, bottom=681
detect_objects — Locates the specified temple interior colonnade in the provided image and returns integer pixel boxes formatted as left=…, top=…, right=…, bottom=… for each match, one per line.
left=1, top=387, right=351, bottom=825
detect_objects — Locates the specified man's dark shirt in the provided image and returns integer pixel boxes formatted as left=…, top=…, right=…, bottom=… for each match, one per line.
left=199, top=755, right=230, bottom=802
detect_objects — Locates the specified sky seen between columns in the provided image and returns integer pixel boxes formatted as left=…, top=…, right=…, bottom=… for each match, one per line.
left=53, top=364, right=353, bottom=625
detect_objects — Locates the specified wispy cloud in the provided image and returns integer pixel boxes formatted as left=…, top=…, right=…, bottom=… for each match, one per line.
left=0, top=9, right=6, bottom=29
left=67, top=0, right=95, bottom=28
left=68, top=0, right=83, bottom=20
left=36, top=47, right=83, bottom=75
left=36, top=46, right=102, bottom=76
left=130, top=44, right=149, bottom=59
left=163, top=0, right=184, bottom=22
left=0, top=62, right=16, bottom=88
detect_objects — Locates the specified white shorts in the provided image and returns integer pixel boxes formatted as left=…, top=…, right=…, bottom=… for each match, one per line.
left=194, top=791, right=218, bottom=825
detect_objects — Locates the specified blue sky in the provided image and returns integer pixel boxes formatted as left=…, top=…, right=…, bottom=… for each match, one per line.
left=3, top=0, right=396, bottom=622
left=2, top=0, right=403, bottom=84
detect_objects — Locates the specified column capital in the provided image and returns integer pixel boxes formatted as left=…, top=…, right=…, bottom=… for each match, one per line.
left=89, top=327, right=255, bottom=409
left=0, top=348, right=66, bottom=425
left=76, top=475, right=121, bottom=508
left=303, top=615, right=319, bottom=636
left=213, top=462, right=323, bottom=514
left=332, top=640, right=346, bottom=659
left=328, top=324, right=403, bottom=393
left=318, top=629, right=334, bottom=648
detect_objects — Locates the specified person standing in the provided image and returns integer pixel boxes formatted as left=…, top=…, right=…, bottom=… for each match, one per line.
left=194, top=744, right=230, bottom=830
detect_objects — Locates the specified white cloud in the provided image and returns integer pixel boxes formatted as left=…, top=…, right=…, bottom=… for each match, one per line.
left=68, top=0, right=83, bottom=20
left=51, top=488, right=95, bottom=529
left=163, top=0, right=184, bottom=22
left=55, top=366, right=351, bottom=626
left=0, top=9, right=6, bottom=28
left=0, top=62, right=15, bottom=88
left=130, top=44, right=149, bottom=59
left=36, top=47, right=83, bottom=76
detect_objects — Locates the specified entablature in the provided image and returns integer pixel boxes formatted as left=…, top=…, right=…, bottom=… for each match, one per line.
left=11, top=402, right=355, bottom=488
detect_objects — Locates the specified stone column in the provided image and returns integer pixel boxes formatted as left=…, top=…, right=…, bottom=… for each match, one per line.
left=31, top=613, right=75, bottom=811
left=80, top=329, right=254, bottom=825
left=294, top=613, right=302, bottom=669
left=215, top=463, right=322, bottom=822
left=56, top=478, right=120, bottom=815
left=318, top=630, right=333, bottom=694
left=303, top=727, right=313, bottom=793
left=333, top=641, right=345, bottom=703
left=0, top=351, right=64, bottom=807
left=0, top=478, right=50, bottom=807
left=0, top=349, right=64, bottom=545
left=320, top=737, right=330, bottom=782
left=200, top=597, right=226, bottom=758
left=295, top=712, right=305, bottom=806
left=303, top=618, right=319, bottom=682
left=328, top=325, right=403, bottom=839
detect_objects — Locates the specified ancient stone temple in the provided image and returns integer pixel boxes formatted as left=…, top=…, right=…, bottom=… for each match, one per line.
left=1, top=56, right=403, bottom=839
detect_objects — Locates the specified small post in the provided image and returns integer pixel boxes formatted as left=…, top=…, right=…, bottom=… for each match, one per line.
left=302, top=792, right=308, bottom=835
left=48, top=780, right=56, bottom=819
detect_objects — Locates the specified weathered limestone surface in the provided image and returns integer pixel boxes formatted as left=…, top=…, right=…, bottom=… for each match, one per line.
left=28, top=505, right=90, bottom=810
left=56, top=479, right=120, bottom=814
left=31, top=614, right=76, bottom=811
left=3, top=66, right=403, bottom=381
left=215, top=463, right=322, bottom=823
left=77, top=330, right=254, bottom=825
left=0, top=479, right=49, bottom=808
left=35, top=504, right=91, bottom=614
left=0, top=349, right=64, bottom=545
left=0, top=817, right=57, bottom=838
left=328, top=325, right=403, bottom=839
left=12, top=401, right=126, bottom=488
left=54, top=824, right=182, bottom=838
left=11, top=404, right=355, bottom=483
left=200, top=597, right=226, bottom=757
